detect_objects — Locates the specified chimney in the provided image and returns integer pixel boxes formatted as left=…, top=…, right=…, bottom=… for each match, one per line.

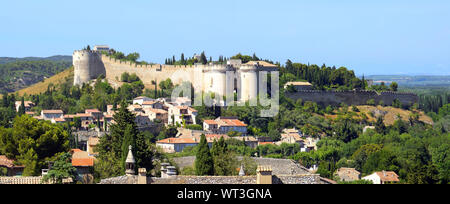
left=138, top=168, right=147, bottom=184
left=256, top=165, right=272, bottom=184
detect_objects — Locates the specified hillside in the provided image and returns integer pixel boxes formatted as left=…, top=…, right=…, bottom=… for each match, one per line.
left=325, top=105, right=433, bottom=126
left=0, top=59, right=72, bottom=93
left=15, top=67, right=74, bottom=96
left=0, top=55, right=72, bottom=64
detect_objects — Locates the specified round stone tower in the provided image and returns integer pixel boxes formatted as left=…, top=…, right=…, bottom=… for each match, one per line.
left=73, top=50, right=106, bottom=86
left=239, top=64, right=258, bottom=102
left=202, top=64, right=230, bottom=97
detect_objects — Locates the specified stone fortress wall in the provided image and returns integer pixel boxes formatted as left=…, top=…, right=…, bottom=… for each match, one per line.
left=286, top=90, right=419, bottom=108
left=73, top=50, right=269, bottom=101
left=73, top=49, right=418, bottom=106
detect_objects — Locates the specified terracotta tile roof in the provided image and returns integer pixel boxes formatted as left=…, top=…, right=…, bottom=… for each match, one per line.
left=85, top=109, right=101, bottom=113
left=244, top=61, right=277, bottom=67
left=52, top=118, right=66, bottom=122
left=203, top=120, right=218, bottom=125
left=258, top=142, right=274, bottom=146
left=142, top=101, right=157, bottom=105
left=205, top=134, right=229, bottom=142
left=157, top=137, right=198, bottom=144
left=72, top=158, right=94, bottom=167
left=376, top=171, right=400, bottom=182
left=75, top=113, right=93, bottom=117
left=25, top=111, right=36, bottom=115
left=63, top=114, right=76, bottom=118
left=0, top=155, right=23, bottom=168
left=235, top=136, right=258, bottom=142
left=188, top=107, right=198, bottom=112
left=144, top=108, right=167, bottom=114
left=33, top=116, right=43, bottom=120
left=217, top=119, right=247, bottom=127
left=284, top=81, right=312, bottom=86
left=42, top=110, right=64, bottom=114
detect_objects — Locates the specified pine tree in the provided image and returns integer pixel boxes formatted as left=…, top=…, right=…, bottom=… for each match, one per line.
left=195, top=134, right=214, bottom=175
left=375, top=115, right=386, bottom=134
left=181, top=53, right=185, bottom=65
left=200, top=52, right=208, bottom=65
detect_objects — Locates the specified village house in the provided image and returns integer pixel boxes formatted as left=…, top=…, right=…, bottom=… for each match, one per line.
left=132, top=96, right=155, bottom=105
left=233, top=136, right=259, bottom=148
left=162, top=97, right=192, bottom=106
left=87, top=137, right=99, bottom=157
left=335, top=167, right=361, bottom=182
left=362, top=171, right=400, bottom=184
left=41, top=110, right=64, bottom=120
left=168, top=105, right=198, bottom=125
left=142, top=100, right=164, bottom=109
left=144, top=108, right=168, bottom=124
left=301, top=137, right=319, bottom=152
left=0, top=155, right=24, bottom=176
left=75, top=113, right=94, bottom=129
left=156, top=137, right=199, bottom=153
left=106, top=104, right=120, bottom=115
left=85, top=109, right=103, bottom=119
left=135, top=112, right=153, bottom=127
left=128, top=104, right=143, bottom=113
left=63, top=114, right=76, bottom=122
left=284, top=81, right=313, bottom=91
left=278, top=128, right=304, bottom=145
left=203, top=117, right=247, bottom=135
left=71, top=149, right=95, bottom=184
left=15, top=101, right=35, bottom=112
left=51, top=118, right=66, bottom=124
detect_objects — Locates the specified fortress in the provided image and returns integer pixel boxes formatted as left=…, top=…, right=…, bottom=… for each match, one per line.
left=73, top=46, right=418, bottom=107
left=73, top=47, right=278, bottom=102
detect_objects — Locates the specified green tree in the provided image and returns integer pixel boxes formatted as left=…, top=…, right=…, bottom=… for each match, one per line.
left=390, top=82, right=398, bottom=92
left=375, top=115, right=386, bottom=134
left=18, top=97, right=25, bottom=116
left=195, top=134, right=214, bottom=175
left=42, top=152, right=77, bottom=184
left=0, top=115, right=69, bottom=176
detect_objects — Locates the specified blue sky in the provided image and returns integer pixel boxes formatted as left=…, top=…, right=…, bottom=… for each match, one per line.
left=1, top=0, right=449, bottom=75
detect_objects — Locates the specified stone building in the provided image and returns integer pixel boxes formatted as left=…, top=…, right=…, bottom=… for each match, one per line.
left=73, top=47, right=278, bottom=102
left=335, top=167, right=361, bottom=182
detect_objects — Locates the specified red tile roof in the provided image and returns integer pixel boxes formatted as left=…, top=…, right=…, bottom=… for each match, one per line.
left=203, top=120, right=218, bottom=125
left=85, top=109, right=101, bottom=113
left=258, top=142, right=274, bottom=146
left=376, top=171, right=400, bottom=182
left=42, top=110, right=64, bottom=114
left=218, top=119, right=247, bottom=127
left=72, top=158, right=94, bottom=167
left=0, top=155, right=23, bottom=168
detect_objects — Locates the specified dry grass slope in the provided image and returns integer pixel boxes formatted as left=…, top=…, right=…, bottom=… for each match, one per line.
left=325, top=105, right=433, bottom=126
left=15, top=67, right=74, bottom=96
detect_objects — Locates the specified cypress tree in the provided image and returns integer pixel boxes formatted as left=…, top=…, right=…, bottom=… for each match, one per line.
left=195, top=134, right=214, bottom=175
left=18, top=97, right=25, bottom=116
